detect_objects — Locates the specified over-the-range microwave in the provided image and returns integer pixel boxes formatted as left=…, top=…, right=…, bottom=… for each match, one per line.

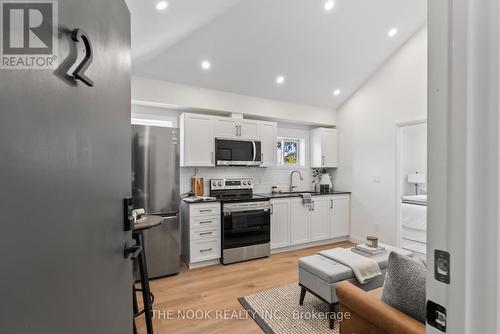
left=215, top=138, right=262, bottom=166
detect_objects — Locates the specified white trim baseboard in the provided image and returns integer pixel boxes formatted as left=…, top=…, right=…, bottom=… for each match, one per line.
left=270, top=236, right=349, bottom=254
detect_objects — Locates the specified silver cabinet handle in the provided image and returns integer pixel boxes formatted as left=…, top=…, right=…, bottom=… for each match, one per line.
left=199, top=220, right=213, bottom=224
left=322, top=156, right=325, bottom=166
left=312, top=201, right=315, bottom=211
left=235, top=124, right=239, bottom=137
left=200, top=232, right=213, bottom=236
left=330, top=199, right=334, bottom=209
left=200, top=248, right=213, bottom=252
left=199, top=209, right=213, bottom=213
left=270, top=204, right=274, bottom=215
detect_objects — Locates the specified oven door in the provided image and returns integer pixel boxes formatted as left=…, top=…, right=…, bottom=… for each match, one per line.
left=222, top=206, right=270, bottom=249
left=215, top=139, right=262, bottom=166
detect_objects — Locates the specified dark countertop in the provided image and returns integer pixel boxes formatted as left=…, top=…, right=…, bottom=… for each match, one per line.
left=257, top=191, right=351, bottom=199
left=182, top=197, right=220, bottom=203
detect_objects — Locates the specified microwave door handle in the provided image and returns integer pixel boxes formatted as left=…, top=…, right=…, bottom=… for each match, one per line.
left=252, top=141, right=256, bottom=162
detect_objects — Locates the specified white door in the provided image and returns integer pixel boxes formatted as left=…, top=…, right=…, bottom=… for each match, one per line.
left=322, top=129, right=338, bottom=167
left=214, top=118, right=238, bottom=138
left=330, top=195, right=350, bottom=238
left=270, top=199, right=290, bottom=249
left=258, top=122, right=277, bottom=167
left=239, top=120, right=259, bottom=139
left=290, top=198, right=310, bottom=245
left=310, top=197, right=330, bottom=241
left=183, top=114, right=214, bottom=166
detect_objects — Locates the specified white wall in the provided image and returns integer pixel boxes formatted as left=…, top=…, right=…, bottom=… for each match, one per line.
left=132, top=104, right=324, bottom=196
left=131, top=77, right=337, bottom=126
left=401, top=123, right=427, bottom=195
left=335, top=27, right=427, bottom=245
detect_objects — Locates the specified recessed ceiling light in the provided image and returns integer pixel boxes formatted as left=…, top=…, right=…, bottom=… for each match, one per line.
left=333, top=89, right=341, bottom=96
left=388, top=28, right=398, bottom=38
left=276, top=76, right=285, bottom=85
left=324, top=0, right=335, bottom=11
left=156, top=1, right=168, bottom=11
left=201, top=60, right=211, bottom=70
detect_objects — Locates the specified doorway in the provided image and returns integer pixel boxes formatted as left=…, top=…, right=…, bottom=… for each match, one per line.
left=396, top=119, right=427, bottom=256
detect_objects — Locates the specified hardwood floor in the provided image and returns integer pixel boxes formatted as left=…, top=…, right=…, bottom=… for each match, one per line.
left=135, top=241, right=353, bottom=334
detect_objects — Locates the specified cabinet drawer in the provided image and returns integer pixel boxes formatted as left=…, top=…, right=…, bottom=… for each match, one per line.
left=191, top=227, right=221, bottom=241
left=190, top=216, right=220, bottom=229
left=190, top=203, right=221, bottom=217
left=191, top=239, right=221, bottom=263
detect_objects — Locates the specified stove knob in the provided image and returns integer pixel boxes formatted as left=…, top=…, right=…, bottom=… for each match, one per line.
left=242, top=181, right=247, bottom=185
left=212, top=181, right=217, bottom=186
left=247, top=180, right=252, bottom=186
left=218, top=181, right=223, bottom=186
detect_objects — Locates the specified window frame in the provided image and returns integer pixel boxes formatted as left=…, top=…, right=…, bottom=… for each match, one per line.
left=276, top=137, right=302, bottom=167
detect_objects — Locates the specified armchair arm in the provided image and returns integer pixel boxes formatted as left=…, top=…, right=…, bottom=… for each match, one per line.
left=336, top=281, right=425, bottom=334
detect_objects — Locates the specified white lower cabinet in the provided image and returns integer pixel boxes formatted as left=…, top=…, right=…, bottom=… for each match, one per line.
left=181, top=201, right=222, bottom=268
left=270, top=195, right=351, bottom=251
left=270, top=199, right=290, bottom=249
left=329, top=195, right=351, bottom=238
left=290, top=198, right=311, bottom=245
left=310, top=197, right=331, bottom=241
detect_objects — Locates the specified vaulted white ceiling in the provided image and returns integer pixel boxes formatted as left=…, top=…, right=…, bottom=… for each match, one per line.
left=126, top=0, right=426, bottom=109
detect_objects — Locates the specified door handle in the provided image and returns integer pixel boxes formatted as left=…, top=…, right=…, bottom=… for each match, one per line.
left=124, top=241, right=142, bottom=260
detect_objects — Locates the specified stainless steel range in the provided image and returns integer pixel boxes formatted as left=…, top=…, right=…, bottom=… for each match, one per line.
left=210, top=179, right=271, bottom=264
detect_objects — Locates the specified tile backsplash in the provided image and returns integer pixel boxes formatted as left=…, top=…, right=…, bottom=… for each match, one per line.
left=181, top=167, right=336, bottom=196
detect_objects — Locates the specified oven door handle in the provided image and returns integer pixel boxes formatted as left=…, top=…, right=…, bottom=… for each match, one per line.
left=224, top=209, right=270, bottom=215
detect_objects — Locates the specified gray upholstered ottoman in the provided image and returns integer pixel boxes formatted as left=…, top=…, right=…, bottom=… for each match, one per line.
left=298, top=245, right=413, bottom=329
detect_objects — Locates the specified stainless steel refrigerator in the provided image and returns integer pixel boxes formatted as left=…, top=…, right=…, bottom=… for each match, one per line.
left=132, top=125, right=180, bottom=278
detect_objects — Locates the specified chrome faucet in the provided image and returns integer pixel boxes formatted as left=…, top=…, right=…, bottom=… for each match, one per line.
left=289, top=170, right=304, bottom=192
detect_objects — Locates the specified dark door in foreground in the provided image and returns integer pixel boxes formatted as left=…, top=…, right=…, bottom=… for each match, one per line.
left=0, top=0, right=132, bottom=333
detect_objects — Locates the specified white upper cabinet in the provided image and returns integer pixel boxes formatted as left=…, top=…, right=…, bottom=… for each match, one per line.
left=311, top=128, right=338, bottom=168
left=309, top=197, right=331, bottom=241
left=181, top=112, right=277, bottom=167
left=214, top=118, right=239, bottom=138
left=329, top=195, right=351, bottom=238
left=213, top=118, right=259, bottom=139
left=180, top=113, right=215, bottom=167
left=258, top=122, right=278, bottom=167
left=239, top=120, right=259, bottom=139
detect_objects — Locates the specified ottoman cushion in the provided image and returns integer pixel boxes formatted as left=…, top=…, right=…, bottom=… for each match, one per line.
left=299, top=255, right=353, bottom=284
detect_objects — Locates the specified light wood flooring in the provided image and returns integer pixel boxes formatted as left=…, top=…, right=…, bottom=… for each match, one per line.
left=135, top=241, right=353, bottom=334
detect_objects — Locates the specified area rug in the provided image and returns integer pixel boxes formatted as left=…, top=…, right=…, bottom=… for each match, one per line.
left=238, top=283, right=340, bottom=334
